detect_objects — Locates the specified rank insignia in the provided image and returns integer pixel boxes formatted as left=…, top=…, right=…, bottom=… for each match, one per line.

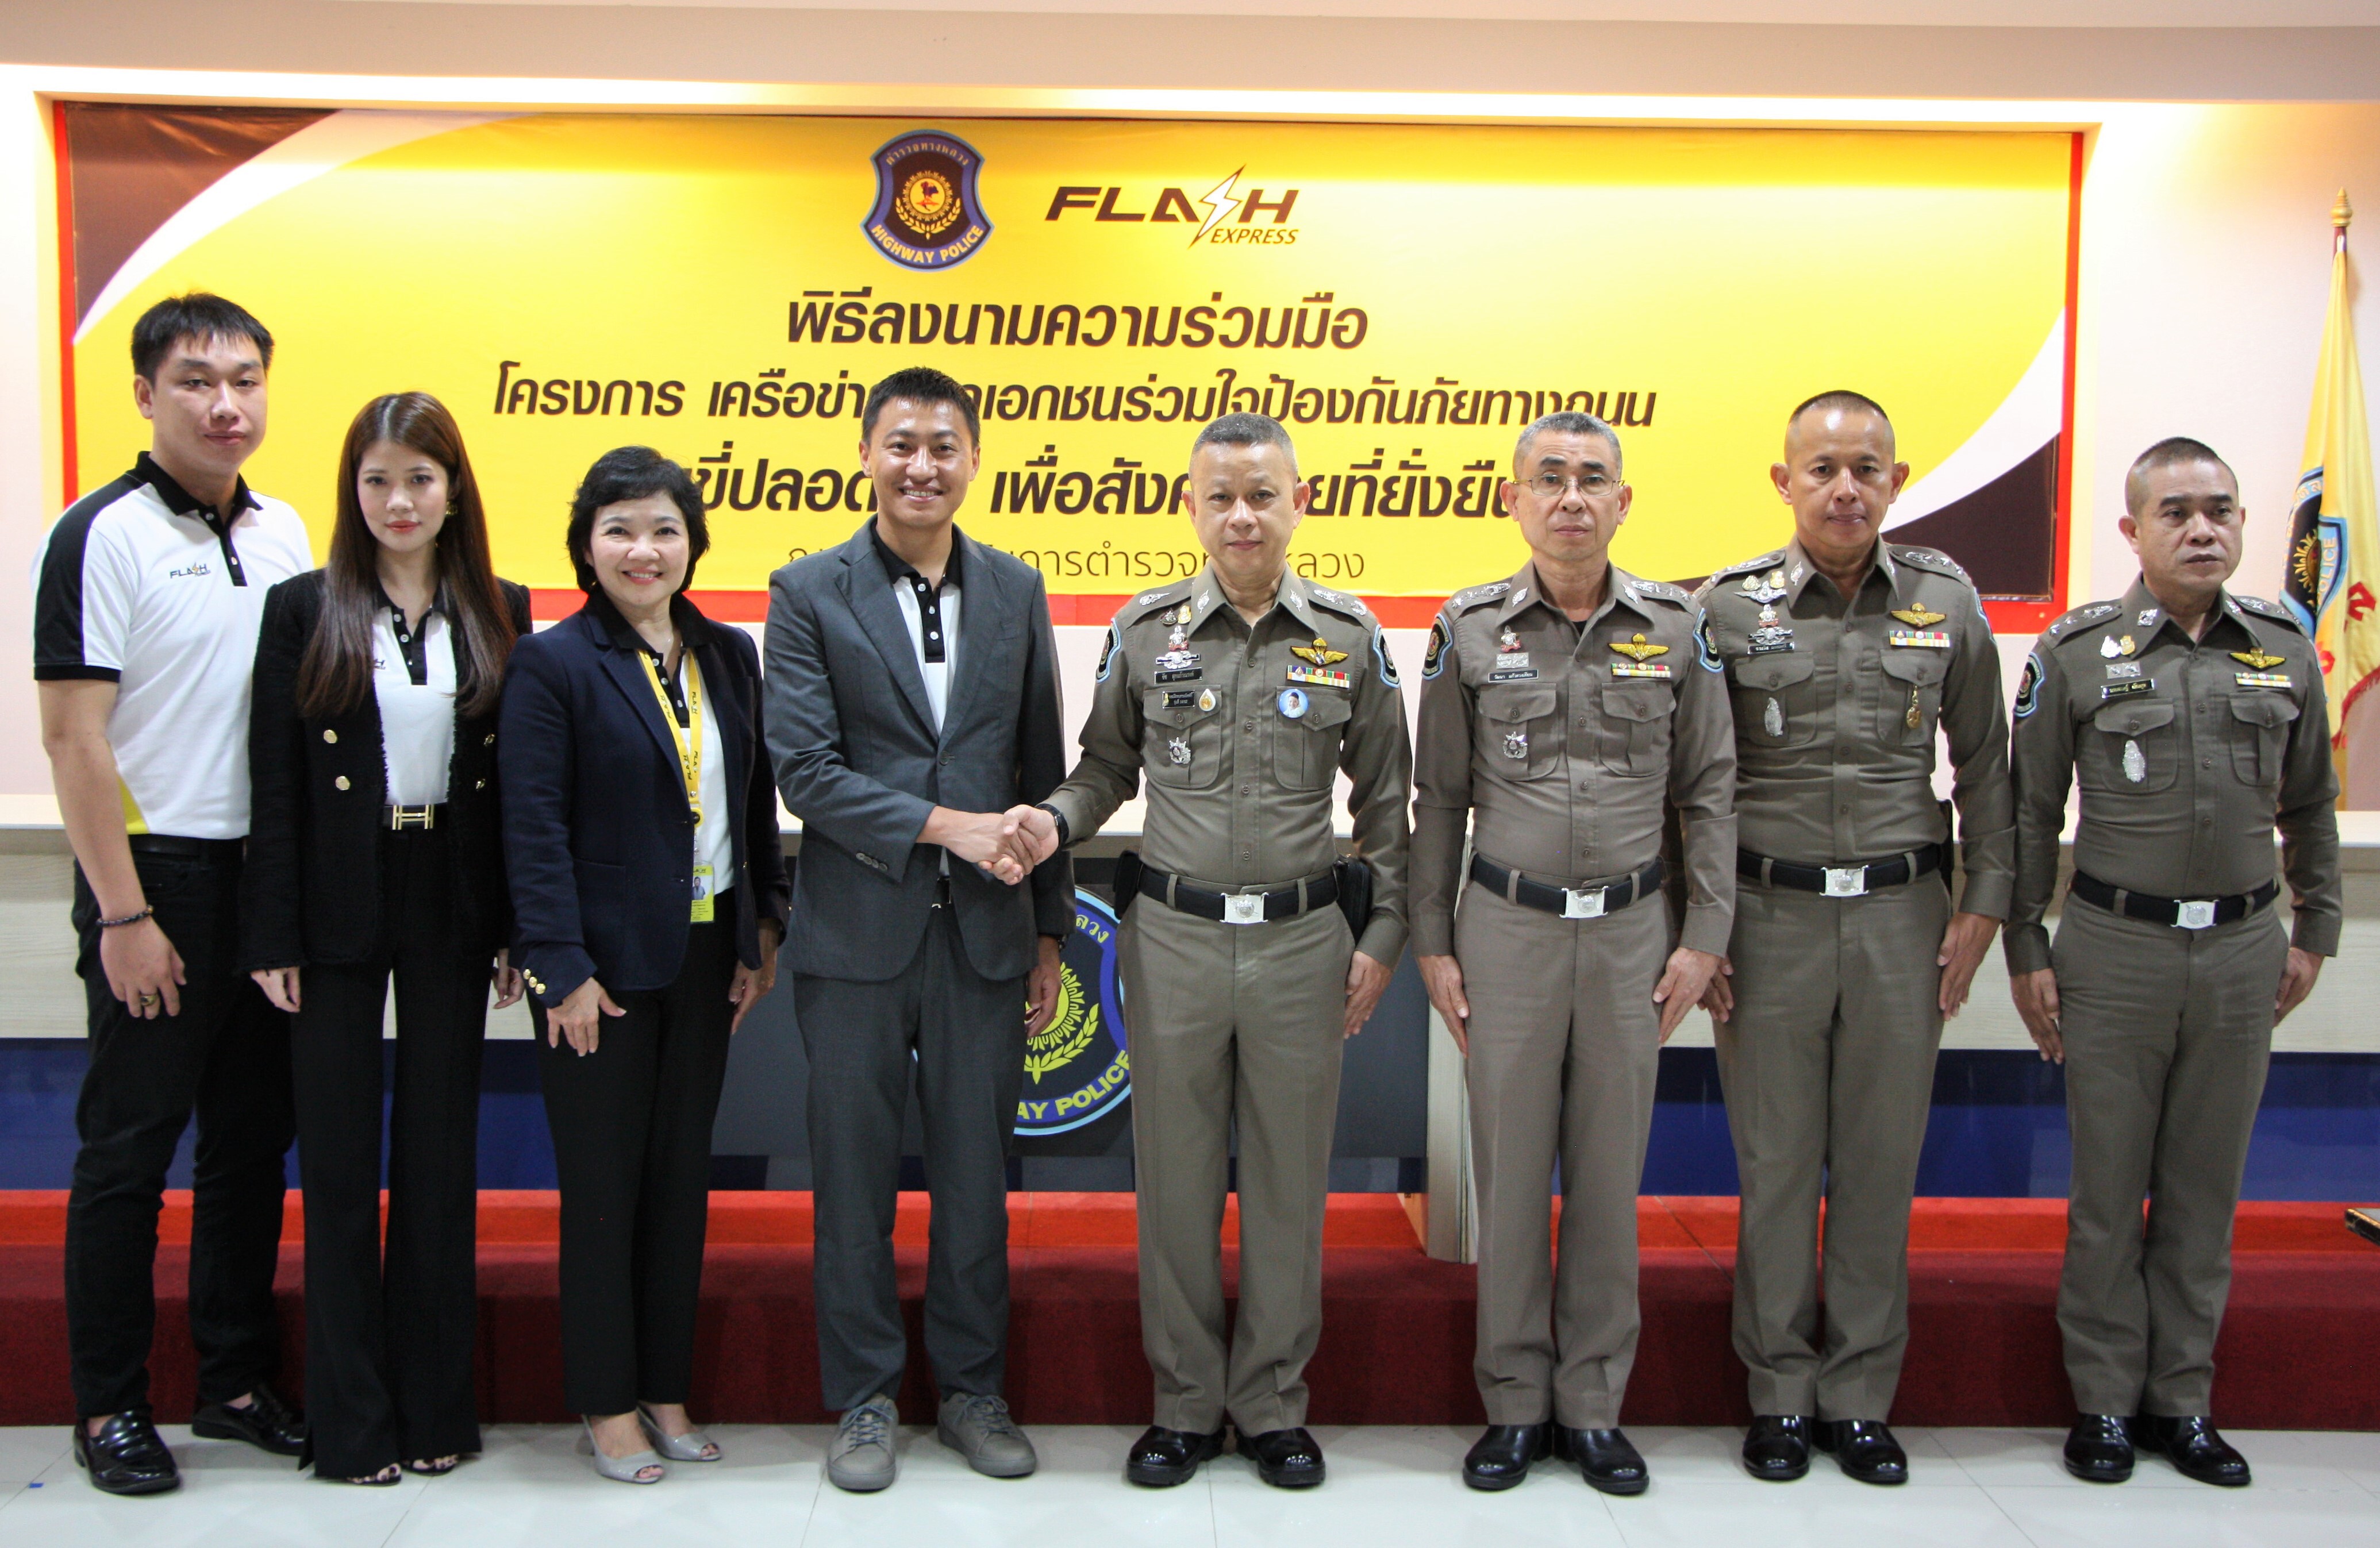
left=2235, top=672, right=2293, bottom=690
left=1291, top=636, right=1349, bottom=668
left=2101, top=634, right=2137, bottom=659
left=2232, top=646, right=2287, bottom=671
left=1890, top=606, right=1947, bottom=629
left=1612, top=662, right=1673, bottom=680
left=1610, top=632, right=1669, bottom=663
left=1888, top=631, right=1951, bottom=649
left=1502, top=728, right=1528, bottom=759
left=2137, top=609, right=2160, bottom=626
left=1287, top=664, right=1351, bottom=690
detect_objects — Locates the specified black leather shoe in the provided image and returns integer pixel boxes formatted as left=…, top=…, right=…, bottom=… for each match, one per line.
left=1564, top=1427, right=1648, bottom=1495
left=73, top=1409, right=180, bottom=1496
left=191, top=1381, right=307, bottom=1458
left=2140, top=1415, right=2250, bottom=1487
left=1741, top=1415, right=1811, bottom=1481
left=1815, top=1419, right=1908, bottom=1485
left=1124, top=1425, right=1226, bottom=1488
left=1462, top=1423, right=1550, bottom=1491
left=1243, top=1427, right=1326, bottom=1489
left=2062, top=1414, right=2135, bottom=1483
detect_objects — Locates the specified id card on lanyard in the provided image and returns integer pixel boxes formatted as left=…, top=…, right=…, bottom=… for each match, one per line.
left=637, top=648, right=715, bottom=922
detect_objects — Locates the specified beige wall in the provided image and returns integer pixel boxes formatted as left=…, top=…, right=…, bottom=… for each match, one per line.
left=3, top=6, right=2380, bottom=800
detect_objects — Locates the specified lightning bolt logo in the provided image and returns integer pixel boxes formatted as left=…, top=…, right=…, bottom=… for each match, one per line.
left=1193, top=167, right=1243, bottom=246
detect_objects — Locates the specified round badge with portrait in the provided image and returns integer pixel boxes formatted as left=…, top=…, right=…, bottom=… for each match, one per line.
left=1013, top=888, right=1133, bottom=1138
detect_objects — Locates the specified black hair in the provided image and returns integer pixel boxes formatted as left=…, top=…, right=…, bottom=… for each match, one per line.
left=130, top=292, right=274, bottom=382
left=861, top=367, right=980, bottom=446
left=1787, top=389, right=1891, bottom=432
left=564, top=446, right=711, bottom=594
left=1513, top=411, right=1622, bottom=477
left=2125, top=436, right=2236, bottom=514
left=1192, top=412, right=1298, bottom=472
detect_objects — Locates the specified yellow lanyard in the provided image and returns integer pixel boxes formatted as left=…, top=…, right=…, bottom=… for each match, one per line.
left=636, top=648, right=703, bottom=826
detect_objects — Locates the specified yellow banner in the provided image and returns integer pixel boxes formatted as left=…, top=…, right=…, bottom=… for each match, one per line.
left=68, top=114, right=2073, bottom=605
left=2283, top=205, right=2379, bottom=745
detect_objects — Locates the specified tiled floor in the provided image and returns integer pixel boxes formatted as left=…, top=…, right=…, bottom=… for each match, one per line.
left=1, top=1422, right=2375, bottom=1547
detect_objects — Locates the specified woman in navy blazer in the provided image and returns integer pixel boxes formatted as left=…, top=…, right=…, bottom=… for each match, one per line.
left=498, top=446, right=787, bottom=1483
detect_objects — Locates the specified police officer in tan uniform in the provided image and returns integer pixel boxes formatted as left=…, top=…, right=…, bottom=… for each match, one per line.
left=1010, top=413, right=1409, bottom=1491
left=1697, top=391, right=2013, bottom=1486
left=2007, top=437, right=2339, bottom=1490
left=1410, top=412, right=1736, bottom=1495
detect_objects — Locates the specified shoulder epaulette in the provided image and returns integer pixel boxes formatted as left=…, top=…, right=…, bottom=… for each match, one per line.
left=1709, top=549, right=1785, bottom=583
left=1448, top=580, right=1513, bottom=612
left=2043, top=599, right=2124, bottom=642
left=1306, top=584, right=1372, bottom=623
left=1891, top=545, right=1975, bottom=586
left=2231, top=594, right=2308, bottom=634
left=1120, top=583, right=1191, bottom=624
left=1623, top=576, right=1692, bottom=608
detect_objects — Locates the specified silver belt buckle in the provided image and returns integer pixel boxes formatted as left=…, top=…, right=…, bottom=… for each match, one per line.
left=1823, top=865, right=1867, bottom=898
left=1222, top=892, right=1266, bottom=926
left=1562, top=887, right=1607, bottom=920
left=2175, top=899, right=2218, bottom=930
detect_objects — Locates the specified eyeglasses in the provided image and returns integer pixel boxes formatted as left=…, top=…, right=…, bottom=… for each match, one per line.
left=1526, top=471, right=1617, bottom=498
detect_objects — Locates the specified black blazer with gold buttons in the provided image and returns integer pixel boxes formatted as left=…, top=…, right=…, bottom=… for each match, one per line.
left=239, top=568, right=532, bottom=971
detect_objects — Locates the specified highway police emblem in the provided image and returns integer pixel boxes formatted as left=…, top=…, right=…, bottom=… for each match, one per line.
left=866, top=132, right=993, bottom=271
left=1016, top=889, right=1133, bottom=1138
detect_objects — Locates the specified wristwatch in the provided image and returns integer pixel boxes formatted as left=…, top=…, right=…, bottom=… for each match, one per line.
left=1034, top=802, right=1071, bottom=849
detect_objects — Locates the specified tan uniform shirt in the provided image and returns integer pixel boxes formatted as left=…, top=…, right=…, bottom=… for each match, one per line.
left=1409, top=560, right=1738, bottom=958
left=1045, top=566, right=1412, bottom=966
left=2003, top=579, right=2342, bottom=975
left=1695, top=537, right=2014, bottom=919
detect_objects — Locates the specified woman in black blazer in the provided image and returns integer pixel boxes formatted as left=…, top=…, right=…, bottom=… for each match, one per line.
left=499, top=445, right=787, bottom=1483
left=242, top=393, right=528, bottom=1485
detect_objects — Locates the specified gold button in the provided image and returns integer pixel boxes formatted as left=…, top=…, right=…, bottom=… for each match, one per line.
left=322, top=729, right=337, bottom=744
left=334, top=776, right=351, bottom=791
left=475, top=779, right=487, bottom=790
left=483, top=734, right=496, bottom=746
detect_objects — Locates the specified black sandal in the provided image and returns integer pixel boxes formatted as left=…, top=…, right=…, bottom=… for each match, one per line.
left=404, top=1455, right=464, bottom=1476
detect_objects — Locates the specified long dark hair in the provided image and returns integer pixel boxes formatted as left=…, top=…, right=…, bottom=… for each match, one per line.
left=295, top=393, right=518, bottom=719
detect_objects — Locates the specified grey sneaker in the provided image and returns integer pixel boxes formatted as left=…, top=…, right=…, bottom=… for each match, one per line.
left=937, top=1392, right=1037, bottom=1478
left=828, top=1395, right=899, bottom=1492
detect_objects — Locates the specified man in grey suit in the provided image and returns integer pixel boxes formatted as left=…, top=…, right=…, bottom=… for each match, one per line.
left=765, top=367, right=1072, bottom=1492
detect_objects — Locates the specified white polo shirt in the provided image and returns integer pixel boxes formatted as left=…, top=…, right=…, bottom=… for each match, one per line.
left=32, top=453, right=314, bottom=840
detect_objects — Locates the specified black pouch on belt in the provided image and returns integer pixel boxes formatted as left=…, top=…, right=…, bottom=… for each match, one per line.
left=1113, top=849, right=1144, bottom=919
left=1334, top=856, right=1373, bottom=941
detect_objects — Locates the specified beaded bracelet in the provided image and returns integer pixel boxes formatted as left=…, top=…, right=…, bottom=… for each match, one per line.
left=97, top=907, right=155, bottom=929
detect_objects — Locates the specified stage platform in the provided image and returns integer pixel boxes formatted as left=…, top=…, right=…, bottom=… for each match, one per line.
left=1, top=1192, right=2373, bottom=1431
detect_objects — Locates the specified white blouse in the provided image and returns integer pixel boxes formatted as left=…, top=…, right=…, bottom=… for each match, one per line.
left=374, top=602, right=455, bottom=806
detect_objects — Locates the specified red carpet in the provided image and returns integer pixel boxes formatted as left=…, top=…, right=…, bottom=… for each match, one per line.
left=1, top=1192, right=2372, bottom=1429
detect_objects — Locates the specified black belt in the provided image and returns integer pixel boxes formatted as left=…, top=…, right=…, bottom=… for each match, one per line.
left=1739, top=842, right=1943, bottom=897
left=1138, top=865, right=1338, bottom=925
left=2069, top=871, right=2278, bottom=931
left=383, top=803, right=449, bottom=831
left=126, top=834, right=244, bottom=860
left=1471, top=854, right=1663, bottom=921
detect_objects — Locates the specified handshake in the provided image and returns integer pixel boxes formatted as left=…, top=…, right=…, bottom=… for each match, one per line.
left=929, top=803, right=1065, bottom=885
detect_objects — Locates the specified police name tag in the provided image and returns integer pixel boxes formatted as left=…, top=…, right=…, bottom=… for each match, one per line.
left=1488, top=667, right=1540, bottom=682
left=1286, top=664, right=1351, bottom=690
left=1611, top=662, right=1673, bottom=680
left=1887, top=631, right=1951, bottom=649
left=2235, top=672, right=2293, bottom=690
left=1155, top=668, right=1202, bottom=684
left=2101, top=679, right=2155, bottom=701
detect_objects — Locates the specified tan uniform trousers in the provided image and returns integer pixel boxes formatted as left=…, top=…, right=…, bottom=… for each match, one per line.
left=1713, top=872, right=1950, bottom=1421
left=1458, top=882, right=1670, bottom=1429
left=2051, top=895, right=2285, bottom=1418
left=1120, top=891, right=1353, bottom=1437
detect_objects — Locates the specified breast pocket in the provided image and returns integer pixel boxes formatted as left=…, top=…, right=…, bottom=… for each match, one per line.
left=1143, top=686, right=1227, bottom=791
left=2228, top=693, right=2300, bottom=788
left=1877, top=648, right=1950, bottom=746
left=1476, top=683, right=1563, bottom=781
left=1731, top=652, right=1818, bottom=749
left=1272, top=690, right=1353, bottom=791
left=1597, top=684, right=1673, bottom=776
left=2082, top=699, right=2179, bottom=794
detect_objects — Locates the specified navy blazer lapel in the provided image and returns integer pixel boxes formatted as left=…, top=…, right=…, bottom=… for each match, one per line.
left=837, top=532, right=938, bottom=734
left=940, top=529, right=1000, bottom=745
left=586, top=612, right=684, bottom=774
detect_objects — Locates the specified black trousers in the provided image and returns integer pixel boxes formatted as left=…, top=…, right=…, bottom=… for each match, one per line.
left=291, top=826, right=490, bottom=1476
left=67, top=843, right=295, bottom=1418
left=795, top=907, right=1026, bottom=1411
left=533, top=912, right=736, bottom=1416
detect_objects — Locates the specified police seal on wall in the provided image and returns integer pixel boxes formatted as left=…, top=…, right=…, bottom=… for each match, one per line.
left=1015, top=888, right=1132, bottom=1138
left=866, top=131, right=994, bottom=271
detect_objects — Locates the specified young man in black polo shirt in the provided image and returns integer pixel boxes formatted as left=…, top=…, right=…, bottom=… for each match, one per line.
left=33, top=294, right=317, bottom=1493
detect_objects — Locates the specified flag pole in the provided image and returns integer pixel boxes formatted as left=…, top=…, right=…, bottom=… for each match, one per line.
left=2338, top=188, right=2353, bottom=256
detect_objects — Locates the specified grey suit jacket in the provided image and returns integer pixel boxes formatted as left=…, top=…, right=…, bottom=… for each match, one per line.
left=765, top=521, right=1073, bottom=983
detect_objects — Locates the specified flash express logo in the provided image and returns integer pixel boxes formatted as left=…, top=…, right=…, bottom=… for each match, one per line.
left=1046, top=169, right=1299, bottom=247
